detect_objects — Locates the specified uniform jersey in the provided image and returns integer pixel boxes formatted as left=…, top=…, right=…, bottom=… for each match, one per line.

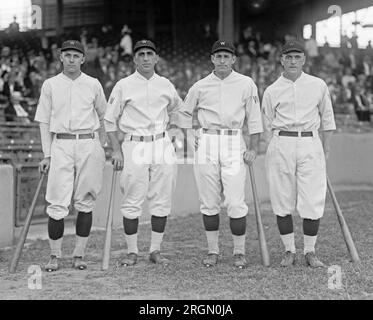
left=104, top=71, right=182, bottom=135
left=262, top=72, right=336, bottom=134
left=34, top=72, right=107, bottom=133
left=176, top=70, right=263, bottom=134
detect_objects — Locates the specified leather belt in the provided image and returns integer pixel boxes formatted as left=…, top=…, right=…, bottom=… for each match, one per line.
left=129, top=132, right=165, bottom=142
left=202, top=128, right=238, bottom=136
left=56, top=133, right=95, bottom=139
left=278, top=131, right=313, bottom=137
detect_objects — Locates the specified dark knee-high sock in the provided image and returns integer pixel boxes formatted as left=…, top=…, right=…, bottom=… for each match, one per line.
left=303, top=218, right=320, bottom=254
left=48, top=217, right=64, bottom=258
left=230, top=216, right=246, bottom=255
left=277, top=215, right=295, bottom=253
left=150, top=216, right=167, bottom=253
left=123, top=217, right=139, bottom=254
left=73, top=211, right=92, bottom=257
left=203, top=214, right=219, bottom=254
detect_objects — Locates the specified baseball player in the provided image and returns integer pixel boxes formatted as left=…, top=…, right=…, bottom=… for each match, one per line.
left=262, top=40, right=336, bottom=268
left=104, top=40, right=182, bottom=266
left=176, top=40, right=263, bottom=268
left=35, top=40, right=107, bottom=271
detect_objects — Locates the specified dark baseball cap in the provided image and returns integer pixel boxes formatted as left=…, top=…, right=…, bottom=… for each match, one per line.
left=61, top=40, right=85, bottom=55
left=211, top=40, right=236, bottom=55
left=134, top=39, right=157, bottom=53
left=281, top=39, right=305, bottom=54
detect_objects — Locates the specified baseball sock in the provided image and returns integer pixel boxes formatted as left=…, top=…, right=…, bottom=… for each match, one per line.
left=48, top=217, right=64, bottom=258
left=203, top=214, right=219, bottom=254
left=230, top=216, right=246, bottom=255
left=150, top=216, right=167, bottom=253
left=123, top=217, right=139, bottom=254
left=303, top=218, right=320, bottom=254
left=73, top=212, right=92, bottom=258
left=277, top=215, right=295, bottom=253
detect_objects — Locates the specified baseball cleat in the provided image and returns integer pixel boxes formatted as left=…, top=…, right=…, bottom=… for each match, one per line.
left=202, top=253, right=219, bottom=267
left=233, top=254, right=247, bottom=269
left=149, top=250, right=170, bottom=265
left=72, top=256, right=87, bottom=270
left=120, top=253, right=138, bottom=266
left=280, top=251, right=296, bottom=267
left=45, top=255, right=59, bottom=272
left=305, top=252, right=326, bottom=268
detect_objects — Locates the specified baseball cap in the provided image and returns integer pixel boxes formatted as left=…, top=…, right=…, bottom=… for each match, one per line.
left=61, top=40, right=85, bottom=55
left=134, top=40, right=157, bottom=54
left=211, top=40, right=236, bottom=55
left=281, top=39, right=305, bottom=54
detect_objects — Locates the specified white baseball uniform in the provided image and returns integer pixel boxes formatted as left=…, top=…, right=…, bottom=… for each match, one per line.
left=34, top=72, right=107, bottom=220
left=262, top=71, right=336, bottom=219
left=104, top=70, right=182, bottom=219
left=177, top=70, right=263, bottom=218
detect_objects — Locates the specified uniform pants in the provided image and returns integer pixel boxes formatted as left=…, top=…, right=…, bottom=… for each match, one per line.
left=120, top=134, right=177, bottom=219
left=265, top=131, right=326, bottom=219
left=194, top=129, right=248, bottom=219
left=46, top=135, right=105, bottom=220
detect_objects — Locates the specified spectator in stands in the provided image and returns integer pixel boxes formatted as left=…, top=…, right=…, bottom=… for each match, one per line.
left=342, top=67, right=356, bottom=88
left=366, top=40, right=373, bottom=57
left=4, top=91, right=30, bottom=123
left=305, top=36, right=319, bottom=63
left=1, top=69, right=25, bottom=98
left=7, top=16, right=20, bottom=33
left=351, top=83, right=371, bottom=122
left=119, top=25, right=133, bottom=58
left=356, top=55, right=372, bottom=79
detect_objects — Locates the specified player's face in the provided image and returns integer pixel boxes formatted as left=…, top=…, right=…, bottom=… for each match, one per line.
left=134, top=48, right=158, bottom=75
left=60, top=50, right=85, bottom=74
left=211, top=51, right=236, bottom=74
left=281, top=52, right=305, bottom=78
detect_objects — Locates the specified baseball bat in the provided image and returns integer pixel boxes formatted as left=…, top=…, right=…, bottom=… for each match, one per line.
left=248, top=164, right=270, bottom=267
left=326, top=175, right=360, bottom=263
left=101, top=168, right=117, bottom=270
left=9, top=172, right=46, bottom=273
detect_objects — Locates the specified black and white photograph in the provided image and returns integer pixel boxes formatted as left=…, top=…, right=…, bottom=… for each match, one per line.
left=0, top=0, right=372, bottom=308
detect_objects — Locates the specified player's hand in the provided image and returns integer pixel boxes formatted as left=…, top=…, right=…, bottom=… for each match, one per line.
left=168, top=127, right=184, bottom=150
left=39, top=157, right=51, bottom=174
left=111, top=150, right=124, bottom=171
left=243, top=149, right=257, bottom=165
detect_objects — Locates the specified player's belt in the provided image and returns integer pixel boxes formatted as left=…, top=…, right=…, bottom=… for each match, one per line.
left=278, top=131, right=313, bottom=137
left=202, top=128, right=238, bottom=135
left=56, top=133, right=95, bottom=139
left=129, top=132, right=166, bottom=142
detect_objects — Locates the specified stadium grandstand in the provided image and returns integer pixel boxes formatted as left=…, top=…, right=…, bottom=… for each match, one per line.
left=0, top=0, right=372, bottom=226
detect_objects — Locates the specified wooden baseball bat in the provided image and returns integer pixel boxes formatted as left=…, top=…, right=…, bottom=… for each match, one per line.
left=248, top=164, right=270, bottom=267
left=101, top=168, right=117, bottom=270
left=9, top=172, right=46, bottom=273
left=326, top=175, right=360, bottom=263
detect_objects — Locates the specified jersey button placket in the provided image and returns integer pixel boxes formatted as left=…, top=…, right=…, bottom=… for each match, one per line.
left=68, top=82, right=73, bottom=132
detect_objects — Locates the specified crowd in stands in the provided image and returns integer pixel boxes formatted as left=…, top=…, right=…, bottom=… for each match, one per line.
left=1, top=24, right=373, bottom=126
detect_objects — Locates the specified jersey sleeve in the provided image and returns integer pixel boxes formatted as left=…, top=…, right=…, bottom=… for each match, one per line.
left=104, top=82, right=123, bottom=132
left=167, top=81, right=183, bottom=126
left=175, top=84, right=199, bottom=129
left=245, top=81, right=263, bottom=135
left=34, top=80, right=52, bottom=124
left=318, top=81, right=336, bottom=131
left=94, top=79, right=107, bottom=122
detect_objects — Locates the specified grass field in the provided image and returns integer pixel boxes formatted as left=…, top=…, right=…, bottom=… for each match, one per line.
left=0, top=189, right=372, bottom=300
